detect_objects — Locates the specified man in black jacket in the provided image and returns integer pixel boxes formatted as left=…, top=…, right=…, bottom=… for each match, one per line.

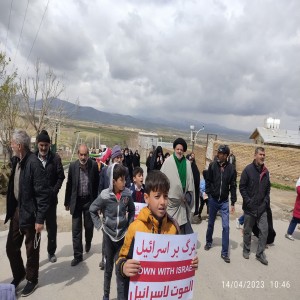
left=64, top=144, right=99, bottom=266
left=204, top=145, right=237, bottom=263
left=35, top=130, right=65, bottom=263
left=5, top=130, right=50, bottom=296
left=239, top=147, right=270, bottom=265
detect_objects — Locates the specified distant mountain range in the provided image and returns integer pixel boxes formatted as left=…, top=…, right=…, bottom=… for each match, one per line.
left=36, top=98, right=251, bottom=142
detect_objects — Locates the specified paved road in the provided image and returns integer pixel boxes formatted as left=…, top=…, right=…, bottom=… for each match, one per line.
left=0, top=168, right=300, bottom=299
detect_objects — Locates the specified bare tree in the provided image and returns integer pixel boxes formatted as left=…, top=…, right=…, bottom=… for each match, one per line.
left=19, top=60, right=65, bottom=136
left=0, top=52, right=19, bottom=163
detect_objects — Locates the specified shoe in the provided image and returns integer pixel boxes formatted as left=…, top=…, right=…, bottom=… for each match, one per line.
left=204, top=243, right=212, bottom=251
left=243, top=252, right=249, bottom=259
left=21, top=281, right=38, bottom=297
left=103, top=296, right=109, bottom=300
left=99, top=260, right=105, bottom=270
left=236, top=218, right=240, bottom=229
left=221, top=254, right=230, bottom=263
left=11, top=274, right=26, bottom=288
left=285, top=234, right=294, bottom=241
left=256, top=254, right=268, bottom=265
left=48, top=254, right=57, bottom=263
left=191, top=215, right=201, bottom=224
left=85, top=242, right=91, bottom=253
left=71, top=257, right=83, bottom=266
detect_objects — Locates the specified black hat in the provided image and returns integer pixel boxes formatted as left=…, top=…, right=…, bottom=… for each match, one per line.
left=217, top=145, right=230, bottom=155
left=37, top=130, right=50, bottom=144
left=173, top=138, right=187, bottom=152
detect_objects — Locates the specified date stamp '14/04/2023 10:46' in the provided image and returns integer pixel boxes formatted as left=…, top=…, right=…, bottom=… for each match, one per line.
left=222, top=281, right=291, bottom=289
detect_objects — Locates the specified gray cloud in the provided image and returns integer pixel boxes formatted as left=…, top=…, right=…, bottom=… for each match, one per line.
left=1, top=0, right=299, bottom=131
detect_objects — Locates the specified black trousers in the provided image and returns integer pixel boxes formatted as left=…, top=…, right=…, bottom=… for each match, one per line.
left=103, top=233, right=124, bottom=298
left=6, top=209, right=40, bottom=283
left=199, top=197, right=209, bottom=216
left=45, top=203, right=57, bottom=256
left=72, top=200, right=94, bottom=259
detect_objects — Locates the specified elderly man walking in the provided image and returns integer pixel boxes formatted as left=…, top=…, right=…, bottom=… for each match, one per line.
left=64, top=144, right=99, bottom=266
left=35, top=130, right=65, bottom=263
left=5, top=130, right=50, bottom=296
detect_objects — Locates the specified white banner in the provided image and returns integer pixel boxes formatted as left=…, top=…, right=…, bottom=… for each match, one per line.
left=129, top=232, right=197, bottom=300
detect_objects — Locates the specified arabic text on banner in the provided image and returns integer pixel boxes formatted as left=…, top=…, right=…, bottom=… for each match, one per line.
left=129, top=232, right=197, bottom=300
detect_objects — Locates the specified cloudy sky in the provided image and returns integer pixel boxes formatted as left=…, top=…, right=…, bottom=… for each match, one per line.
left=1, top=0, right=299, bottom=132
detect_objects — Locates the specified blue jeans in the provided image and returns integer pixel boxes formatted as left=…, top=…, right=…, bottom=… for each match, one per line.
left=206, top=198, right=230, bottom=256
left=238, top=215, right=244, bottom=225
left=287, top=217, right=300, bottom=235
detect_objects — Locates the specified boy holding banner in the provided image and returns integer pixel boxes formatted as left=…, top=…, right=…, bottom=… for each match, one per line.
left=116, top=170, right=198, bottom=300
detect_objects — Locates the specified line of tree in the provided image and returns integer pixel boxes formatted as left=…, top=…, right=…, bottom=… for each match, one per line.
left=0, top=51, right=77, bottom=164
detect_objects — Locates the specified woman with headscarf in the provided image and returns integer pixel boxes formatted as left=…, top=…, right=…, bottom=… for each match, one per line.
left=149, top=146, right=164, bottom=171
left=285, top=177, right=300, bottom=241
left=161, top=138, right=195, bottom=234
left=146, top=151, right=153, bottom=173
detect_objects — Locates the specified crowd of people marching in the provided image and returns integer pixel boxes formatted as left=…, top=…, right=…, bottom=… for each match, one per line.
left=2, top=129, right=300, bottom=299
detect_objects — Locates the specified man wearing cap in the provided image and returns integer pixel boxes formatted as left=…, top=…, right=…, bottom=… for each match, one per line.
left=64, top=144, right=99, bottom=266
left=204, top=145, right=237, bottom=263
left=161, top=138, right=195, bottom=234
left=97, top=145, right=131, bottom=270
left=35, top=130, right=65, bottom=263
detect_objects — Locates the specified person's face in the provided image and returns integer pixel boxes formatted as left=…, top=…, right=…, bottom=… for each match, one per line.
left=38, top=142, right=50, bottom=157
left=125, top=150, right=128, bottom=156
left=149, top=152, right=153, bottom=157
left=217, top=152, right=227, bottom=163
left=144, top=190, right=168, bottom=220
left=112, top=155, right=122, bottom=164
left=254, top=150, right=265, bottom=166
left=113, top=176, right=125, bottom=193
left=11, top=139, right=21, bottom=157
left=174, top=144, right=184, bottom=159
left=133, top=173, right=143, bottom=188
left=191, top=153, right=195, bottom=160
left=78, top=146, right=89, bottom=165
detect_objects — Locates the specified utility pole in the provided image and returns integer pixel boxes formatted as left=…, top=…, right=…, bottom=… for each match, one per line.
left=190, top=125, right=205, bottom=152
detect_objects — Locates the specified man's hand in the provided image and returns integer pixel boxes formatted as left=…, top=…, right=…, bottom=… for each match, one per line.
left=65, top=206, right=70, bottom=211
left=191, top=256, right=199, bottom=270
left=35, top=223, right=44, bottom=233
left=123, top=259, right=141, bottom=277
left=231, top=205, right=235, bottom=214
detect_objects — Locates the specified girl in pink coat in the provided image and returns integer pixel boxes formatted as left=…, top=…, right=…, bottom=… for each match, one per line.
left=285, top=177, right=300, bottom=240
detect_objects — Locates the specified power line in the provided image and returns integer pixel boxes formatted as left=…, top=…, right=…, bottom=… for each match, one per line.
left=21, top=0, right=50, bottom=77
left=12, top=0, right=30, bottom=65
left=4, top=0, right=14, bottom=53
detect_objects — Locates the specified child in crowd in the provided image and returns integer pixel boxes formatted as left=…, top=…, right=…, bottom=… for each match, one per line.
left=116, top=170, right=198, bottom=300
left=89, top=163, right=135, bottom=300
left=285, top=176, right=300, bottom=241
left=130, top=167, right=145, bottom=203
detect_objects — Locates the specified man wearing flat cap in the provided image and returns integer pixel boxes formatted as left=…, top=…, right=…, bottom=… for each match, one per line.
left=204, top=144, right=237, bottom=263
left=161, top=138, right=195, bottom=234
left=35, top=130, right=65, bottom=263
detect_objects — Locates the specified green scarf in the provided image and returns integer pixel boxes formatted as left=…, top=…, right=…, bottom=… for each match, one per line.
left=173, top=152, right=186, bottom=191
